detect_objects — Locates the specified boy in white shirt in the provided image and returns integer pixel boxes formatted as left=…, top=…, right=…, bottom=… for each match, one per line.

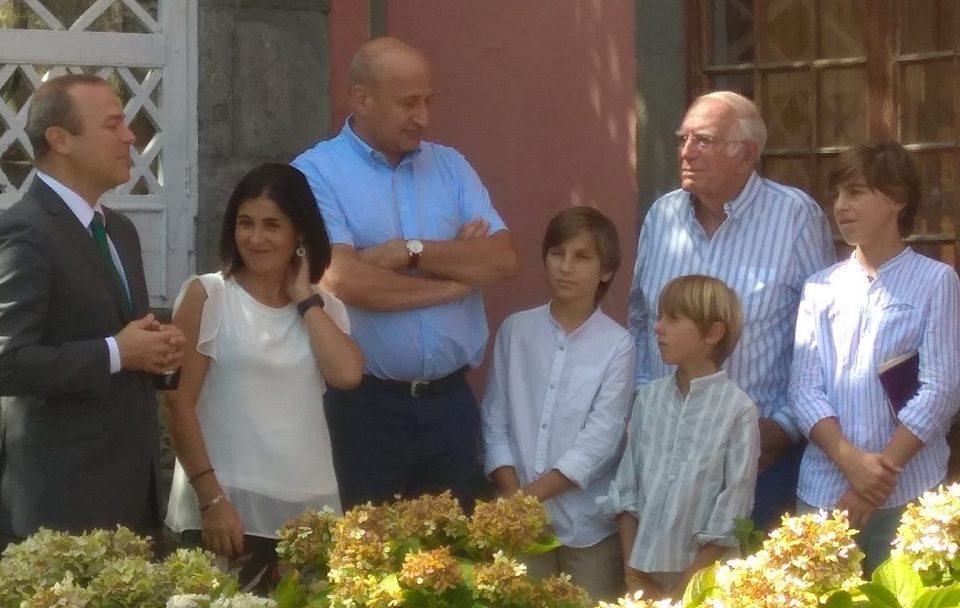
left=602, top=274, right=760, bottom=599
left=482, top=206, right=635, bottom=602
left=790, top=141, right=960, bottom=575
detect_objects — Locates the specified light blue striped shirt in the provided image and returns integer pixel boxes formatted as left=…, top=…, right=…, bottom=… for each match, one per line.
left=790, top=249, right=960, bottom=508
left=599, top=371, right=760, bottom=573
left=292, top=119, right=506, bottom=380
left=629, top=172, right=835, bottom=439
left=482, top=304, right=634, bottom=548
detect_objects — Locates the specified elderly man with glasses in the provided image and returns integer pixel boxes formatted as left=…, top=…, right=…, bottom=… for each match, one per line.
left=628, top=91, right=835, bottom=530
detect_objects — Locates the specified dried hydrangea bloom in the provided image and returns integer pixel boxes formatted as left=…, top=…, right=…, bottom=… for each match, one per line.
left=703, top=510, right=863, bottom=608
left=533, top=573, right=591, bottom=608
left=472, top=550, right=536, bottom=604
left=467, top=492, right=549, bottom=555
left=392, top=490, right=468, bottom=546
left=397, top=546, right=463, bottom=593
left=275, top=507, right=339, bottom=576
left=327, top=503, right=395, bottom=576
left=597, top=590, right=681, bottom=608
left=325, top=569, right=400, bottom=608
left=763, top=509, right=864, bottom=595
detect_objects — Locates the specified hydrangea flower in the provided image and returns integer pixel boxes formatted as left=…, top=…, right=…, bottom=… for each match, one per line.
left=892, top=482, right=960, bottom=585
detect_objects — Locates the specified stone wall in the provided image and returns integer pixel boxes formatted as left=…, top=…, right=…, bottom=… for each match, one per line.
left=195, top=0, right=332, bottom=272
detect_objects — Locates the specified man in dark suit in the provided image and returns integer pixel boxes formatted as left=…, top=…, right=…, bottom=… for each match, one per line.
left=0, top=74, right=185, bottom=548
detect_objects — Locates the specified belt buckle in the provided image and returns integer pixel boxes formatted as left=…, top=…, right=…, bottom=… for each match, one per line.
left=410, top=379, right=430, bottom=397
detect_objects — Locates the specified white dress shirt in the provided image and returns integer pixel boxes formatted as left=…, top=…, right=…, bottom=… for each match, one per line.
left=482, top=304, right=635, bottom=548
left=37, top=172, right=129, bottom=373
left=600, top=371, right=760, bottom=573
left=790, top=249, right=960, bottom=508
left=629, top=171, right=835, bottom=439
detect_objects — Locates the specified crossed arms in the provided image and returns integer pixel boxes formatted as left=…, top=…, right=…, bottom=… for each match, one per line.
left=322, top=219, right=518, bottom=312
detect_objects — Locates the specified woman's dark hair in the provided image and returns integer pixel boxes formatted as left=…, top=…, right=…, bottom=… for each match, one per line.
left=220, top=163, right=331, bottom=283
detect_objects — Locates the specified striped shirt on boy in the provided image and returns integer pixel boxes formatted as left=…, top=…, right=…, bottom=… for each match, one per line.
left=790, top=248, right=960, bottom=508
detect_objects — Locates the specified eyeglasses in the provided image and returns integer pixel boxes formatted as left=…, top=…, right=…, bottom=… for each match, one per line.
left=675, top=132, right=744, bottom=151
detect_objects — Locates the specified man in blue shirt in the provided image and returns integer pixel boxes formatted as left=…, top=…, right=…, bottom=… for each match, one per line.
left=292, top=37, right=518, bottom=510
left=629, top=91, right=835, bottom=529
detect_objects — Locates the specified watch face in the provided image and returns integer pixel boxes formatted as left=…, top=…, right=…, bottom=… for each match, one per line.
left=407, top=239, right=424, bottom=254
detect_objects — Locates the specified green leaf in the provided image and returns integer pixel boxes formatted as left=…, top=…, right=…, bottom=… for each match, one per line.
left=823, top=590, right=854, bottom=608
left=379, top=572, right=401, bottom=595
left=520, top=536, right=562, bottom=557
left=912, top=585, right=960, bottom=608
left=682, top=563, right=718, bottom=607
left=873, top=555, right=924, bottom=608
left=858, top=582, right=903, bottom=608
left=272, top=571, right=309, bottom=608
left=732, top=518, right=766, bottom=556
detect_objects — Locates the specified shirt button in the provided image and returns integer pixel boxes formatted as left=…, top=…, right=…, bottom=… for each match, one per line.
left=549, top=383, right=556, bottom=389
left=559, top=345, right=564, bottom=351
left=541, top=424, right=548, bottom=429
left=669, top=475, right=676, bottom=481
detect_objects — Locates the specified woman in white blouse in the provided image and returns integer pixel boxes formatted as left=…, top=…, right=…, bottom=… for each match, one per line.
left=164, top=163, right=363, bottom=589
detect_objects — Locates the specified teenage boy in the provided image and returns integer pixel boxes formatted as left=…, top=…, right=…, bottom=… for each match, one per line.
left=482, top=206, right=635, bottom=602
left=790, top=141, right=960, bottom=575
left=602, top=274, right=760, bottom=600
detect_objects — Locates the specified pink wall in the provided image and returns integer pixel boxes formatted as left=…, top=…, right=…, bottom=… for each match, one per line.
left=330, top=1, right=637, bottom=390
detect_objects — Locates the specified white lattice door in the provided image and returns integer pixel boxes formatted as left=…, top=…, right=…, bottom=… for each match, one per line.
left=0, top=0, right=195, bottom=306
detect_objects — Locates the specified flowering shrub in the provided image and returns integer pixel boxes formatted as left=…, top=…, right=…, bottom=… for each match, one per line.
left=681, top=509, right=865, bottom=608
left=272, top=490, right=585, bottom=608
left=673, top=483, right=960, bottom=607
left=467, top=493, right=550, bottom=555
left=0, top=526, right=232, bottom=608
left=892, top=482, right=960, bottom=587
left=17, top=483, right=960, bottom=608
left=167, top=593, right=277, bottom=607
left=598, top=591, right=680, bottom=608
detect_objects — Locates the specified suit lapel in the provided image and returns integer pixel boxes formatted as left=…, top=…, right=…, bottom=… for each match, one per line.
left=32, top=180, right=133, bottom=322
left=104, top=208, right=147, bottom=317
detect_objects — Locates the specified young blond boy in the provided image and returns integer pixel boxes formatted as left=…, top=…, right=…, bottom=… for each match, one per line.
left=482, top=206, right=635, bottom=602
left=602, top=275, right=760, bottom=599
left=790, top=142, right=960, bottom=574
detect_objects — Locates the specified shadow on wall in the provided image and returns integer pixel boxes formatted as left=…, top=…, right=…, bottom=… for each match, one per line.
left=385, top=0, right=639, bottom=395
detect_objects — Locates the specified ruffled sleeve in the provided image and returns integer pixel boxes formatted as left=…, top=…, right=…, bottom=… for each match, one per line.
left=173, top=273, right=225, bottom=360
left=319, top=288, right=351, bottom=334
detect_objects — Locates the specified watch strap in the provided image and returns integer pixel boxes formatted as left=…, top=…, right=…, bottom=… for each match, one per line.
left=296, top=293, right=325, bottom=317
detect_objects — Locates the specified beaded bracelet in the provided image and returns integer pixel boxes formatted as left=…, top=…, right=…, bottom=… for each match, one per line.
left=199, top=491, right=226, bottom=512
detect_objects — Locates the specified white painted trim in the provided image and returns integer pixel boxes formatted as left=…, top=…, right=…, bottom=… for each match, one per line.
left=0, top=30, right=165, bottom=66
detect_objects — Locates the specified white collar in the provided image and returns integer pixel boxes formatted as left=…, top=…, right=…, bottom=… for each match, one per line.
left=36, top=172, right=107, bottom=228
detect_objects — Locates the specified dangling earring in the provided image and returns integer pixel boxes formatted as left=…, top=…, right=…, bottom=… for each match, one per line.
left=295, top=245, right=306, bottom=257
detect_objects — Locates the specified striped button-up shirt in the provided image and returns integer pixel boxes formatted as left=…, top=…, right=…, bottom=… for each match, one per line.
left=629, top=172, right=835, bottom=439
left=599, top=371, right=760, bottom=573
left=790, top=249, right=960, bottom=508
left=482, top=305, right=634, bottom=548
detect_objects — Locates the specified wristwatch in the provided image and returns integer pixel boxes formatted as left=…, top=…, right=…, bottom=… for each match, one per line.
left=296, top=293, right=325, bottom=317
left=406, top=239, right=424, bottom=269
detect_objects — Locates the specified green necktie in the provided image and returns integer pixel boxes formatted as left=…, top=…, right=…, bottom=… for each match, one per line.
left=90, top=212, right=133, bottom=316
